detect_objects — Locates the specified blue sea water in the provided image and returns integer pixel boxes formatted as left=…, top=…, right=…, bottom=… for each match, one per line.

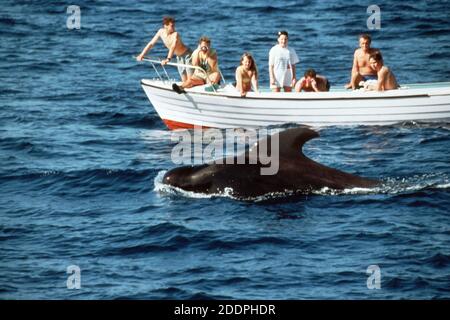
left=1, top=0, right=450, bottom=299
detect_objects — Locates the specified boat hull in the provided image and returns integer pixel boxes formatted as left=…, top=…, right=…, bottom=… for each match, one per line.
left=141, top=80, right=450, bottom=129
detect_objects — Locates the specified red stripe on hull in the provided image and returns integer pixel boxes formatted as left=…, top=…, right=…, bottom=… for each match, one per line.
left=162, top=119, right=210, bottom=130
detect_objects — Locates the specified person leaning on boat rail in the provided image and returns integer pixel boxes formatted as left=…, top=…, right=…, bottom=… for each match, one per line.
left=136, top=16, right=193, bottom=82
left=172, top=36, right=221, bottom=94
left=268, top=31, right=299, bottom=92
left=363, top=52, right=399, bottom=91
left=345, top=34, right=381, bottom=90
left=235, top=52, right=259, bottom=97
left=295, top=69, right=330, bottom=92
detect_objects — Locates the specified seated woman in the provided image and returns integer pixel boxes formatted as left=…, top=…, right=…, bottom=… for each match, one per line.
left=364, top=52, right=399, bottom=91
left=172, top=36, right=221, bottom=94
left=235, top=52, right=259, bottom=97
left=295, top=69, right=330, bottom=92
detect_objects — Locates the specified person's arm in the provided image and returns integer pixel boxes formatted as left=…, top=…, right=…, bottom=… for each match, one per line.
left=136, top=29, right=161, bottom=61
left=290, top=49, right=299, bottom=87
left=269, top=64, right=276, bottom=87
left=191, top=50, right=199, bottom=66
left=376, top=69, right=386, bottom=91
left=269, top=49, right=276, bottom=87
left=236, top=68, right=246, bottom=97
left=291, top=64, right=297, bottom=87
left=295, top=77, right=304, bottom=92
left=161, top=32, right=180, bottom=65
left=311, top=79, right=320, bottom=92
left=208, top=52, right=218, bottom=72
left=251, top=72, right=259, bottom=93
left=351, top=50, right=359, bottom=74
left=189, top=50, right=202, bottom=78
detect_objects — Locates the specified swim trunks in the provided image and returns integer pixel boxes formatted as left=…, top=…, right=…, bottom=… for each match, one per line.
left=176, top=48, right=193, bottom=78
left=361, top=74, right=378, bottom=81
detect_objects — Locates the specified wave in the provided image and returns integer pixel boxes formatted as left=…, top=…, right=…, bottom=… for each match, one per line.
left=422, top=252, right=450, bottom=269
left=144, top=287, right=230, bottom=300
left=1, top=168, right=156, bottom=189
left=427, top=52, right=450, bottom=60
left=238, top=5, right=285, bottom=14
left=419, top=29, right=450, bottom=36
left=95, top=30, right=131, bottom=39
left=315, top=173, right=450, bottom=196
left=0, top=137, right=35, bottom=152
left=85, top=111, right=159, bottom=129
left=0, top=17, right=16, bottom=26
left=0, top=88, right=26, bottom=95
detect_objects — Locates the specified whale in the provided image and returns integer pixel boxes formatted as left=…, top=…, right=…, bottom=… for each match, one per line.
left=162, top=127, right=379, bottom=199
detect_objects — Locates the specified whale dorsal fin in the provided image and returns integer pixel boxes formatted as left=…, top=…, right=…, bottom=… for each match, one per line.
left=247, top=127, right=319, bottom=160
left=275, top=127, right=319, bottom=157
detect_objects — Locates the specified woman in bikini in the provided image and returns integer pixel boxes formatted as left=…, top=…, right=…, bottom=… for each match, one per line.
left=235, top=53, right=259, bottom=97
left=136, top=16, right=192, bottom=81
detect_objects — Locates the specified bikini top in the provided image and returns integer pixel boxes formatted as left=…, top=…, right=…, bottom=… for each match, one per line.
left=238, top=66, right=252, bottom=83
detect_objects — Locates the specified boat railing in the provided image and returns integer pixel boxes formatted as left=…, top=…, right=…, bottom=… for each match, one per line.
left=138, top=57, right=226, bottom=93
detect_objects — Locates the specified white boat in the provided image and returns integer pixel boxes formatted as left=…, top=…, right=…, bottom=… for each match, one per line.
left=139, top=59, right=450, bottom=129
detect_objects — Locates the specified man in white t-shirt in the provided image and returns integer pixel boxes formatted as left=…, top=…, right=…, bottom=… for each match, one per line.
left=269, top=31, right=299, bottom=92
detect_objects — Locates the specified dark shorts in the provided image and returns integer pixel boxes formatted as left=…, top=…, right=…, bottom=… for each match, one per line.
left=362, top=74, right=378, bottom=81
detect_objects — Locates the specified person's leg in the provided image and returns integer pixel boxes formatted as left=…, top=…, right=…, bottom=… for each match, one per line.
left=208, top=72, right=221, bottom=85
left=182, top=77, right=204, bottom=89
left=345, top=72, right=354, bottom=89
left=176, top=55, right=187, bottom=82
left=283, top=86, right=292, bottom=92
left=173, top=76, right=204, bottom=94
left=181, top=72, right=188, bottom=83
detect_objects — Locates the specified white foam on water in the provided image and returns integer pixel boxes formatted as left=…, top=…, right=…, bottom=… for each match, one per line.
left=153, top=170, right=449, bottom=201
left=312, top=173, right=450, bottom=196
left=153, top=170, right=238, bottom=200
left=139, top=129, right=173, bottom=142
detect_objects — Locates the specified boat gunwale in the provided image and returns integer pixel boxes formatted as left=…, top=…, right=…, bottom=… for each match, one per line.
left=141, top=79, right=450, bottom=101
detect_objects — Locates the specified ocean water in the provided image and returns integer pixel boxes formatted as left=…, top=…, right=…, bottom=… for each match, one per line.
left=1, top=0, right=450, bottom=299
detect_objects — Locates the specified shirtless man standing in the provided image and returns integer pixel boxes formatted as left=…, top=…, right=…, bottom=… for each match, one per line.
left=345, top=34, right=380, bottom=90
left=364, top=52, right=399, bottom=91
left=136, top=16, right=192, bottom=81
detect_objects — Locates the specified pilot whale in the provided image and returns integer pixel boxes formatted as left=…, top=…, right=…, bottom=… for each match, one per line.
left=162, top=127, right=379, bottom=199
